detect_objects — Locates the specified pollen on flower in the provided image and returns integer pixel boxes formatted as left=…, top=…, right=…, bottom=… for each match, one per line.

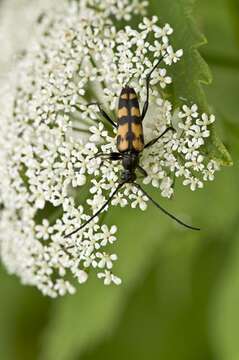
left=0, top=0, right=220, bottom=297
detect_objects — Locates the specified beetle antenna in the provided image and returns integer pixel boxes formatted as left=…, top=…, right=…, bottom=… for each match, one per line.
left=134, top=183, right=200, bottom=231
left=64, top=182, right=125, bottom=238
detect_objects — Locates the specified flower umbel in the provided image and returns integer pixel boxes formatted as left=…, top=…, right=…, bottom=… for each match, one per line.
left=0, top=0, right=220, bottom=297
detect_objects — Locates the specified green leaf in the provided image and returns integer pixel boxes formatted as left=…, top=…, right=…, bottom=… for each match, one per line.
left=209, top=231, right=239, bottom=360
left=208, top=67, right=239, bottom=156
left=149, top=0, right=232, bottom=166
left=78, top=235, right=225, bottom=360
left=0, top=267, right=51, bottom=360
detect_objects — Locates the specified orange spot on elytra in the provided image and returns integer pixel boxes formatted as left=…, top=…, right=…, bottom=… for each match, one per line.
left=133, top=138, right=144, bottom=152
left=132, top=123, right=143, bottom=137
left=129, top=93, right=137, bottom=100
left=117, top=123, right=128, bottom=137
left=121, top=93, right=128, bottom=100
left=131, top=107, right=140, bottom=117
left=118, top=107, right=128, bottom=118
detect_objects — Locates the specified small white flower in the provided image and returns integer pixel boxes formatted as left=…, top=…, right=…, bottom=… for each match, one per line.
left=185, top=154, right=204, bottom=172
left=54, top=280, right=76, bottom=296
left=154, top=23, right=173, bottom=41
left=179, top=104, right=199, bottom=121
left=89, top=123, right=108, bottom=143
left=74, top=269, right=88, bottom=284
left=149, top=38, right=168, bottom=58
left=160, top=177, right=174, bottom=198
left=35, top=219, right=51, bottom=240
left=165, top=46, right=183, bottom=65
left=183, top=177, right=204, bottom=191
left=96, top=225, right=117, bottom=246
left=139, top=16, right=158, bottom=32
left=72, top=173, right=86, bottom=187
left=129, top=189, right=148, bottom=210
left=203, top=160, right=220, bottom=181
left=96, top=252, right=118, bottom=269
left=151, top=68, right=172, bottom=88
left=87, top=193, right=107, bottom=212
left=175, top=165, right=190, bottom=178
left=97, top=270, right=122, bottom=285
left=188, top=124, right=210, bottom=146
left=83, top=253, right=98, bottom=269
left=196, top=113, right=215, bottom=126
left=111, top=192, right=128, bottom=207
left=90, top=179, right=104, bottom=195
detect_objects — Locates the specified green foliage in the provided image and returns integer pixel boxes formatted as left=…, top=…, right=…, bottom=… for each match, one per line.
left=210, top=231, right=239, bottom=360
left=150, top=0, right=232, bottom=165
left=151, top=0, right=211, bottom=109
left=0, top=269, right=51, bottom=360
left=80, top=237, right=224, bottom=360
left=0, top=0, right=238, bottom=360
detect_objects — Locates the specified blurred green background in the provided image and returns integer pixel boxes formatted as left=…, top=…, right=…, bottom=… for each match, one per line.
left=0, top=0, right=239, bottom=359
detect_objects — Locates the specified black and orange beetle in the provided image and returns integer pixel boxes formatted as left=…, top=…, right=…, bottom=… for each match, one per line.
left=65, top=56, right=200, bottom=238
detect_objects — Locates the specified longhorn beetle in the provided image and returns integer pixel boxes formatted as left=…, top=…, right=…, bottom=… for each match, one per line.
left=65, top=56, right=200, bottom=238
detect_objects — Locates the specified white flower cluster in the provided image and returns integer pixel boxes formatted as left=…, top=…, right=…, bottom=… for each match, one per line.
left=0, top=0, right=53, bottom=76
left=0, top=0, right=219, bottom=297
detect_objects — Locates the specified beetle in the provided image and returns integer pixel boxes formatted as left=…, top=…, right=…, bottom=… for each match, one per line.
left=65, top=56, right=200, bottom=238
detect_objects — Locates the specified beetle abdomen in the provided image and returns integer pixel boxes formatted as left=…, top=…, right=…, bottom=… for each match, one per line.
left=116, top=87, right=144, bottom=153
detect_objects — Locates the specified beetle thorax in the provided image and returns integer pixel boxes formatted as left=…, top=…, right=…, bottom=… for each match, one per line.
left=121, top=152, right=139, bottom=182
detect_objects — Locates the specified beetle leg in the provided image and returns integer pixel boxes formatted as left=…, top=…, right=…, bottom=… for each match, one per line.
left=134, top=183, right=200, bottom=231
left=137, top=165, right=148, bottom=178
left=141, top=55, right=164, bottom=121
left=64, top=182, right=126, bottom=237
left=89, top=152, right=122, bottom=161
left=144, top=126, right=175, bottom=149
left=88, top=102, right=117, bottom=128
